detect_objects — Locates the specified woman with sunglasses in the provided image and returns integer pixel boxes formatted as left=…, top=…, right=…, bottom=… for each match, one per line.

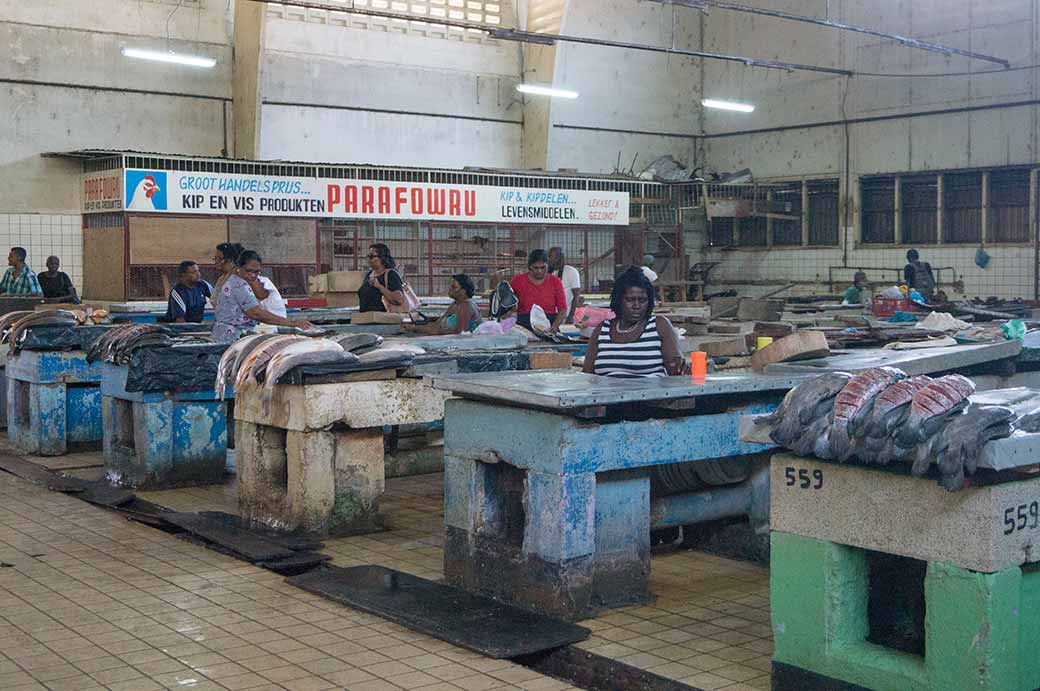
left=358, top=243, right=406, bottom=313
left=211, top=250, right=314, bottom=343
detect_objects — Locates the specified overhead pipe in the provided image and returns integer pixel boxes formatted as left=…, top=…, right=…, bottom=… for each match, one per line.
left=248, top=0, right=852, bottom=76
left=645, top=0, right=1011, bottom=69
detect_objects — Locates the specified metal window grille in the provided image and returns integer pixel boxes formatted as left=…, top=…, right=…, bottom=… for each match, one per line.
left=268, top=0, right=512, bottom=40
left=861, top=177, right=895, bottom=244
left=900, top=176, right=938, bottom=246
left=942, top=172, right=982, bottom=244
left=807, top=179, right=839, bottom=246
left=709, top=218, right=734, bottom=248
left=736, top=187, right=769, bottom=247
left=771, top=182, right=803, bottom=246
left=989, top=169, right=1030, bottom=243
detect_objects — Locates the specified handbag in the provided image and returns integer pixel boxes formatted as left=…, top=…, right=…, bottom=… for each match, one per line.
left=382, top=269, right=422, bottom=313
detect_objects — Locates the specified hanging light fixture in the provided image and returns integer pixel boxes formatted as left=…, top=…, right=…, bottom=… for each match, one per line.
left=517, top=83, right=579, bottom=99
left=122, top=47, right=216, bottom=68
left=702, top=98, right=755, bottom=113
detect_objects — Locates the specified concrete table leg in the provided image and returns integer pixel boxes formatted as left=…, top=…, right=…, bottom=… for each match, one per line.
left=771, top=531, right=1038, bottom=691
left=236, top=421, right=288, bottom=524
left=30, top=382, right=66, bottom=456
left=331, top=428, right=385, bottom=534
left=286, top=430, right=336, bottom=532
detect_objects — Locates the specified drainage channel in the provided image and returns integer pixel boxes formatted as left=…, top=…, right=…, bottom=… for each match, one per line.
left=0, top=453, right=712, bottom=691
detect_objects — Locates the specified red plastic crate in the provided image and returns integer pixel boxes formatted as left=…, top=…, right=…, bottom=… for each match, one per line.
left=872, top=296, right=911, bottom=317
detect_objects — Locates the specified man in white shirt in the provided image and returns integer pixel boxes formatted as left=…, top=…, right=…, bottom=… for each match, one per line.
left=548, top=246, right=582, bottom=323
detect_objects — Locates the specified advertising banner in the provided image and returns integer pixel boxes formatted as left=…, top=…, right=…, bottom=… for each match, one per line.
left=123, top=169, right=630, bottom=225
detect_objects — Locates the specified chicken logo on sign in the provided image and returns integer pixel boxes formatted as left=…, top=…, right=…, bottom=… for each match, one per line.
left=125, top=170, right=167, bottom=211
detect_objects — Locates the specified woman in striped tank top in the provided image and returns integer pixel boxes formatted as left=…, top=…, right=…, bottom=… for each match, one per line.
left=582, top=267, right=687, bottom=378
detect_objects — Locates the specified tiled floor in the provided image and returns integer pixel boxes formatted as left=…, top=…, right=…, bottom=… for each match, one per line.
left=0, top=469, right=581, bottom=691
left=141, top=472, right=776, bottom=690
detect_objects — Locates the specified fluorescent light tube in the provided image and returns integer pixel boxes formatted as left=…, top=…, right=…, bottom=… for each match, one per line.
left=517, top=83, right=579, bottom=99
left=122, top=48, right=216, bottom=68
left=702, top=98, right=755, bottom=113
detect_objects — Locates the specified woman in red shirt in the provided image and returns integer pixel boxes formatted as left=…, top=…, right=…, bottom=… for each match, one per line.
left=510, top=249, right=567, bottom=333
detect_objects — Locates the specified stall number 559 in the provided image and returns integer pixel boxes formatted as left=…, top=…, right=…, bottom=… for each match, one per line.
left=785, top=467, right=823, bottom=490
left=1003, top=502, right=1040, bottom=535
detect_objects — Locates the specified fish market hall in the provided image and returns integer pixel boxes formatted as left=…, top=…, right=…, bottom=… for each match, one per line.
left=3, top=2, right=1040, bottom=689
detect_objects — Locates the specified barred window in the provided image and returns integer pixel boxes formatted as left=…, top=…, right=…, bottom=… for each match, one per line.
left=942, top=172, right=982, bottom=244
left=900, top=176, right=938, bottom=246
left=861, top=177, right=895, bottom=245
left=989, top=169, right=1030, bottom=243
left=771, top=182, right=803, bottom=246
left=807, top=179, right=839, bottom=246
left=281, top=0, right=512, bottom=38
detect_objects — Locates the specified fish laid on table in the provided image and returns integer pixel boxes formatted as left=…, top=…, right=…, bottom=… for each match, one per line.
left=330, top=333, right=383, bottom=353
left=758, top=372, right=853, bottom=449
left=6, top=310, right=80, bottom=351
left=898, top=374, right=976, bottom=475
left=234, top=335, right=308, bottom=389
left=0, top=311, right=34, bottom=341
left=213, top=333, right=279, bottom=399
left=855, top=376, right=933, bottom=463
left=1013, top=405, right=1040, bottom=433
left=829, top=367, right=907, bottom=462
left=110, top=327, right=173, bottom=363
left=357, top=347, right=426, bottom=367
left=930, top=404, right=1014, bottom=491
left=261, top=340, right=358, bottom=399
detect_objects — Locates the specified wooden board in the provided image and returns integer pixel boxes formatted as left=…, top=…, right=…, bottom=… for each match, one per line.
left=129, top=216, right=228, bottom=265
left=751, top=330, right=830, bottom=371
left=83, top=227, right=126, bottom=301
left=737, top=299, right=785, bottom=322
left=702, top=336, right=752, bottom=357
left=229, top=217, right=317, bottom=264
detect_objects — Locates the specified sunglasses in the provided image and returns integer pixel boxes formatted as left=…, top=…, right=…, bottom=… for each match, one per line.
left=366, top=253, right=380, bottom=259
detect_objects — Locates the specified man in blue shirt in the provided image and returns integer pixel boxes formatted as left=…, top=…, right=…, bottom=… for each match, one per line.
left=165, top=260, right=212, bottom=323
left=0, top=247, right=43, bottom=296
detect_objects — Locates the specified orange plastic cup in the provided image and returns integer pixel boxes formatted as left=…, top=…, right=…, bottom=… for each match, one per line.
left=690, top=351, right=707, bottom=378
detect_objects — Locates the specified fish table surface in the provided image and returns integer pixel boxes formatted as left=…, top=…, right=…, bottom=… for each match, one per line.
left=429, top=370, right=812, bottom=410
left=764, top=340, right=1022, bottom=376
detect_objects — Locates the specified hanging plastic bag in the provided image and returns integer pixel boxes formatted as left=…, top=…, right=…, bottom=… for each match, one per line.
left=573, top=306, right=615, bottom=332
left=529, top=305, right=551, bottom=333
left=975, top=246, right=991, bottom=269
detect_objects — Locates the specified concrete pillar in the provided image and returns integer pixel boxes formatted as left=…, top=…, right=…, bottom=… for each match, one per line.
left=286, top=429, right=336, bottom=531
left=331, top=428, right=386, bottom=529
left=232, top=0, right=265, bottom=158
left=592, top=470, right=650, bottom=610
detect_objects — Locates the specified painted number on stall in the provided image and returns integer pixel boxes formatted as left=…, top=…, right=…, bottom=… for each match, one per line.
left=1003, top=501, right=1040, bottom=535
left=784, top=467, right=823, bottom=490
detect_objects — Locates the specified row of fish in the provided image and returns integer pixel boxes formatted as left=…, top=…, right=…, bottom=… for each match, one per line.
left=214, top=332, right=424, bottom=400
left=0, top=310, right=81, bottom=352
left=761, top=367, right=1038, bottom=491
left=85, top=324, right=174, bottom=364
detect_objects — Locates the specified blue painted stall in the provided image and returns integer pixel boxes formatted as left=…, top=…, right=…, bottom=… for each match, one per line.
left=101, top=344, right=231, bottom=489
left=430, top=370, right=805, bottom=621
left=6, top=349, right=104, bottom=455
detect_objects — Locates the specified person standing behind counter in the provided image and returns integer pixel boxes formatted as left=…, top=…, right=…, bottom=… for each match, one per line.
left=165, top=260, right=212, bottom=323
left=510, top=249, right=567, bottom=333
left=358, top=243, right=406, bottom=313
left=0, top=247, right=42, bottom=296
left=548, top=246, right=582, bottom=324
left=211, top=250, right=313, bottom=343
left=39, top=256, right=79, bottom=303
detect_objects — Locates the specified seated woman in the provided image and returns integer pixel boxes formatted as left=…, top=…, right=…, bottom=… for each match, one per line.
left=405, top=274, right=482, bottom=335
left=509, top=249, right=567, bottom=333
left=211, top=250, right=314, bottom=343
left=582, top=266, right=686, bottom=378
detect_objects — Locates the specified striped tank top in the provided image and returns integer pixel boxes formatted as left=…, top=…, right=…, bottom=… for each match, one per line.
left=593, top=318, right=667, bottom=378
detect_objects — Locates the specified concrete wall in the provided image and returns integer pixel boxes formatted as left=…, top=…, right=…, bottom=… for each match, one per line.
left=543, top=0, right=702, bottom=173
left=258, top=9, right=524, bottom=168
left=695, top=0, right=1040, bottom=299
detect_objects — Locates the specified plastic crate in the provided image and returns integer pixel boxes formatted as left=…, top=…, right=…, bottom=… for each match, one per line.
left=872, top=296, right=910, bottom=317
